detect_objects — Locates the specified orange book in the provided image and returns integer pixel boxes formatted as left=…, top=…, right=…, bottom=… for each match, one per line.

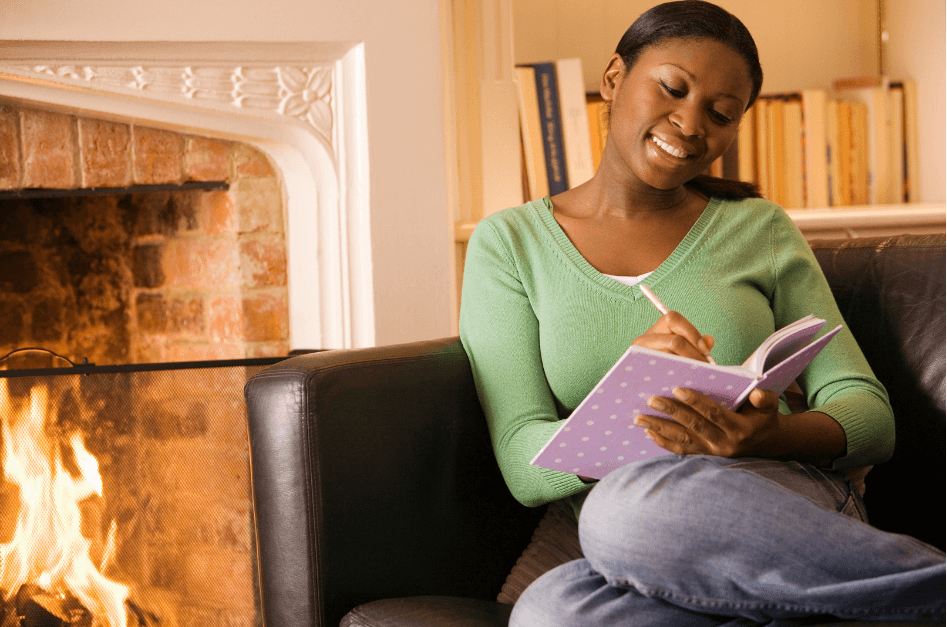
left=849, top=101, right=870, bottom=205
left=782, top=98, right=805, bottom=209
left=837, top=100, right=853, bottom=206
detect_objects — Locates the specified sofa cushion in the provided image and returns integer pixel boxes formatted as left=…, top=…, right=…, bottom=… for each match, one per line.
left=497, top=499, right=583, bottom=605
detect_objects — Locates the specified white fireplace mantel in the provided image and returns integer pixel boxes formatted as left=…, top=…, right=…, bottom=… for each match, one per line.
left=0, top=41, right=373, bottom=350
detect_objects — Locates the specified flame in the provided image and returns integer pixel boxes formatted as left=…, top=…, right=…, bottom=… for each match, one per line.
left=0, top=378, right=129, bottom=627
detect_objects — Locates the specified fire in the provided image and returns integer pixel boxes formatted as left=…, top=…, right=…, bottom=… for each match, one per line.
left=0, top=378, right=129, bottom=627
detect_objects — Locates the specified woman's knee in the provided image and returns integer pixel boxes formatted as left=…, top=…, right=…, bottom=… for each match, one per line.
left=577, top=456, right=743, bottom=573
left=509, top=559, right=608, bottom=627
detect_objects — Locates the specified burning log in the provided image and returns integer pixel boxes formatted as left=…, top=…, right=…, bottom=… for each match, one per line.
left=0, top=584, right=161, bottom=627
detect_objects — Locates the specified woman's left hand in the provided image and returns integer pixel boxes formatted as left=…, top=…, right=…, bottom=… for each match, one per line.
left=636, top=387, right=782, bottom=458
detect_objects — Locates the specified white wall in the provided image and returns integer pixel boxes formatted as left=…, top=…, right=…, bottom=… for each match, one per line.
left=886, top=0, right=946, bottom=202
left=0, top=0, right=454, bottom=346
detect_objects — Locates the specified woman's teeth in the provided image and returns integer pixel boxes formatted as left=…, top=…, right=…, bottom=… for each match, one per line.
left=651, top=135, right=691, bottom=159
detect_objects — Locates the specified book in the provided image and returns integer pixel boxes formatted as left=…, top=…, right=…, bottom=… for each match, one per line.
left=768, top=98, right=787, bottom=206
left=586, top=97, right=604, bottom=172
left=888, top=82, right=905, bottom=202
left=554, top=58, right=595, bottom=188
left=514, top=65, right=549, bottom=200
left=800, top=89, right=829, bottom=208
left=529, top=62, right=569, bottom=195
left=737, top=103, right=756, bottom=184
left=826, top=99, right=842, bottom=206
left=836, top=100, right=853, bottom=205
left=782, top=98, right=805, bottom=208
left=531, top=314, right=842, bottom=479
left=849, top=101, right=870, bottom=205
left=901, top=79, right=919, bottom=202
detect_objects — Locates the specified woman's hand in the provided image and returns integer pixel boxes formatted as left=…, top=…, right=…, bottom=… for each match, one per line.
left=636, top=388, right=782, bottom=458
left=636, top=388, right=848, bottom=465
left=633, top=311, right=715, bottom=363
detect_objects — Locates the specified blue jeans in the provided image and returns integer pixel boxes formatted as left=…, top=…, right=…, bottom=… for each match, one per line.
left=510, top=455, right=945, bottom=626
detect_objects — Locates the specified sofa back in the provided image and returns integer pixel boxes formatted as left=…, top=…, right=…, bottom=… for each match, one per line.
left=810, top=234, right=945, bottom=549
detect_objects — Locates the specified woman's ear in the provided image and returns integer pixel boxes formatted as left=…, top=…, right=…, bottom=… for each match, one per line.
left=600, top=54, right=626, bottom=102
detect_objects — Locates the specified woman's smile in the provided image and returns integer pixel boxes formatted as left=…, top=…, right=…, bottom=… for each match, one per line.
left=649, top=134, right=696, bottom=160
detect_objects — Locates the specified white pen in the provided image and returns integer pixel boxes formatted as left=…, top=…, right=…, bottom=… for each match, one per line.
left=639, top=283, right=717, bottom=365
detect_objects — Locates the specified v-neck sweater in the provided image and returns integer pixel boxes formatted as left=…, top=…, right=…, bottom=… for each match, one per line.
left=459, top=197, right=894, bottom=508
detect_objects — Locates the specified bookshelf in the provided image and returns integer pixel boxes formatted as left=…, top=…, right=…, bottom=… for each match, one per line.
left=443, top=0, right=945, bottom=325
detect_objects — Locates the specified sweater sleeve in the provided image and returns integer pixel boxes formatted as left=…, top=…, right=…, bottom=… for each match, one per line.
left=459, top=218, right=589, bottom=507
left=768, top=212, right=895, bottom=469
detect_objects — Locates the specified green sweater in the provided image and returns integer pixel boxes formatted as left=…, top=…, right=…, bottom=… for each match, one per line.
left=459, top=197, right=894, bottom=508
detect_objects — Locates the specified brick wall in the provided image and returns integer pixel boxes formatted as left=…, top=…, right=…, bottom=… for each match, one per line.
left=0, top=99, right=289, bottom=366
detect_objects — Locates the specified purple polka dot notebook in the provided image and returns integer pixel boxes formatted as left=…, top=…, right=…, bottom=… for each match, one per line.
left=531, top=316, right=842, bottom=479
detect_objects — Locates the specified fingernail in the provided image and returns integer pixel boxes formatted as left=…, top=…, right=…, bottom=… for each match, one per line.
left=635, top=417, right=650, bottom=429
left=672, top=387, right=689, bottom=401
left=698, top=338, right=712, bottom=355
left=647, top=397, right=666, bottom=412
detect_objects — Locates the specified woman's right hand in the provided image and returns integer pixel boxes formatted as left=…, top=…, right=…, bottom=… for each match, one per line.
left=632, top=310, right=715, bottom=363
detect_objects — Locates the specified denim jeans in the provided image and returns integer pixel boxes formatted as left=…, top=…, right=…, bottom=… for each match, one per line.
left=510, top=455, right=945, bottom=626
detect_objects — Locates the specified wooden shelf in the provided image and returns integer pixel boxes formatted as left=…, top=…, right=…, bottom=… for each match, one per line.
left=454, top=203, right=945, bottom=243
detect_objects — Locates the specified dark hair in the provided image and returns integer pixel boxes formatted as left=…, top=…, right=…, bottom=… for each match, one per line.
left=613, top=0, right=764, bottom=200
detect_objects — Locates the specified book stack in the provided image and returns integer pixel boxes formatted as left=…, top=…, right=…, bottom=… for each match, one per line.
left=515, top=58, right=596, bottom=201
left=723, top=77, right=918, bottom=208
left=581, top=77, right=917, bottom=209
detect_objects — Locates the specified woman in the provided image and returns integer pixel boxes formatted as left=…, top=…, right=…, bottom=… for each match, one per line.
left=458, top=1, right=945, bottom=624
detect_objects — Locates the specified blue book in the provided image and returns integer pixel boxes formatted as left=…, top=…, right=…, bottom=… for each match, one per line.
left=529, top=62, right=569, bottom=195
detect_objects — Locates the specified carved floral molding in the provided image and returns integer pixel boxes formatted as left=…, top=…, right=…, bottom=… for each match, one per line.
left=3, top=64, right=333, bottom=144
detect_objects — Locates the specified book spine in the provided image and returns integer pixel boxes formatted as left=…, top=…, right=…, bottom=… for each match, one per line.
left=532, top=62, right=570, bottom=195
left=514, top=65, right=549, bottom=200
left=782, top=98, right=805, bottom=208
left=902, top=79, right=919, bottom=202
left=888, top=83, right=906, bottom=202
left=738, top=102, right=757, bottom=184
left=801, top=89, right=829, bottom=208
left=555, top=58, right=595, bottom=187
left=586, top=98, right=604, bottom=172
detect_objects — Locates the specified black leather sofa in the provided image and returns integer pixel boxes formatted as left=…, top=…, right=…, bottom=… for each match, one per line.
left=245, top=234, right=945, bottom=627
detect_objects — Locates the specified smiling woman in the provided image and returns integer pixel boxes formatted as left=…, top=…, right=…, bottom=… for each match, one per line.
left=598, top=38, right=751, bottom=200
left=458, top=1, right=946, bottom=625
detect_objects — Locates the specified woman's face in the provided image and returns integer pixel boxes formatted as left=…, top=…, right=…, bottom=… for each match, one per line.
left=601, top=37, right=754, bottom=192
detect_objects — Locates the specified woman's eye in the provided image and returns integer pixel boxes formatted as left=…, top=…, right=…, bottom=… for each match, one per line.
left=661, top=82, right=684, bottom=98
left=710, top=110, right=735, bottom=125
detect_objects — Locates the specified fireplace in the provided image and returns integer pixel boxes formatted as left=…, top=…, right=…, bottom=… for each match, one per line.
left=0, top=97, right=295, bottom=626
left=0, top=43, right=364, bottom=626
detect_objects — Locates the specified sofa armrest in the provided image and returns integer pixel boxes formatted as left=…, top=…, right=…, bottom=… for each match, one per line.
left=245, top=337, right=543, bottom=627
left=810, top=234, right=945, bottom=549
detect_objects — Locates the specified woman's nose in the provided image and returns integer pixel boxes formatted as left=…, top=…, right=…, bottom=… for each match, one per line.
left=669, top=104, right=705, bottom=138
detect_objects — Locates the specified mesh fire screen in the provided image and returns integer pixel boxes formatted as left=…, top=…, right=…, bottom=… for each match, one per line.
left=0, top=358, right=283, bottom=627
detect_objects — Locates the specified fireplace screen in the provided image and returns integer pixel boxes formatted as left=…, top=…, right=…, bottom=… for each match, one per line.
left=0, top=357, right=282, bottom=627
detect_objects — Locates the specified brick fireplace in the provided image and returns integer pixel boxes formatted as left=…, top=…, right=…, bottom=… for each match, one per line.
left=0, top=99, right=289, bottom=368
left=0, top=100, right=293, bottom=626
left=0, top=43, right=369, bottom=627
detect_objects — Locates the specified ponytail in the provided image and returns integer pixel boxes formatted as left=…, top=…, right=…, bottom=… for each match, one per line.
left=685, top=175, right=762, bottom=200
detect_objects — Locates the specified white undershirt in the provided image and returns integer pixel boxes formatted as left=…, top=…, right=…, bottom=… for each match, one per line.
left=604, top=271, right=652, bottom=287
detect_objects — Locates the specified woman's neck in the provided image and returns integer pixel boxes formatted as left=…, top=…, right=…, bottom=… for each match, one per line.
left=554, top=170, right=702, bottom=222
